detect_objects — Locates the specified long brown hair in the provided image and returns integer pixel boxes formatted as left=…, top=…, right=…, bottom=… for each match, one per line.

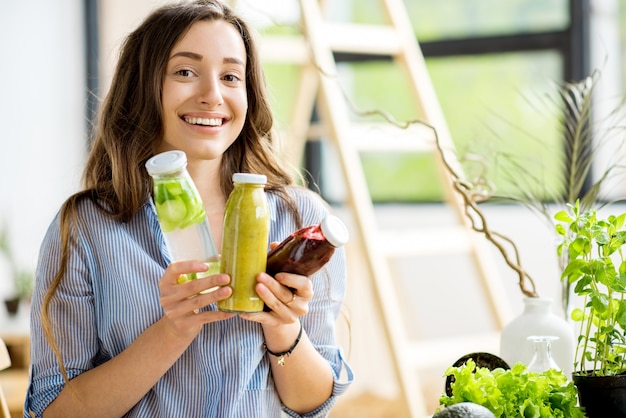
left=42, top=0, right=301, bottom=382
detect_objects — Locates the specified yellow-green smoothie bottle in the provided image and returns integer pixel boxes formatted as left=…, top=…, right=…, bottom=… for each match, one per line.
left=218, top=173, right=270, bottom=313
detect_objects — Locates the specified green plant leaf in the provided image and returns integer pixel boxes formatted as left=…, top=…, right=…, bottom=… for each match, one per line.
left=440, top=360, right=584, bottom=417
left=554, top=211, right=573, bottom=223
left=616, top=300, right=626, bottom=330
left=571, top=308, right=585, bottom=322
left=591, top=293, right=609, bottom=313
left=556, top=203, right=626, bottom=375
left=569, top=236, right=590, bottom=259
left=561, top=259, right=587, bottom=282
left=595, top=230, right=611, bottom=246
left=573, top=276, right=592, bottom=294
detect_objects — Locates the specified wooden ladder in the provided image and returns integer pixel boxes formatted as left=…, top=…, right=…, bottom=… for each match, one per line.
left=258, top=0, right=513, bottom=416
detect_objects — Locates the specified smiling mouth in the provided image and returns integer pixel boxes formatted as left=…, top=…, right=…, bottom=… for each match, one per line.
left=183, top=116, right=224, bottom=127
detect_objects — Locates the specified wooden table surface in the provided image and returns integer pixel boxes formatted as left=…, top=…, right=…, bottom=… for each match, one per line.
left=1, top=304, right=30, bottom=418
left=0, top=369, right=28, bottom=418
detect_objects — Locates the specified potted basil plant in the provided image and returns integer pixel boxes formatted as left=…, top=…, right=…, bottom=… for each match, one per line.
left=555, top=200, right=626, bottom=417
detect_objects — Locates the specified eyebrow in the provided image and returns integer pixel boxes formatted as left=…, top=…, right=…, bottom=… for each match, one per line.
left=223, top=57, right=245, bottom=66
left=169, top=51, right=244, bottom=66
left=170, top=51, right=203, bottom=61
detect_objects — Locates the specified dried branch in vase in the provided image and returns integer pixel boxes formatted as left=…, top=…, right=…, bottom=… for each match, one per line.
left=339, top=91, right=538, bottom=298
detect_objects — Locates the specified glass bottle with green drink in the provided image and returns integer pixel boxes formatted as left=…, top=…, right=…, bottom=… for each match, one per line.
left=145, top=150, right=220, bottom=283
left=218, top=173, right=270, bottom=313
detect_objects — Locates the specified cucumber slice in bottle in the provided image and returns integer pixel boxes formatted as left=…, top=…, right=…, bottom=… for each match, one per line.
left=165, top=181, right=185, bottom=196
left=154, top=182, right=169, bottom=205
left=179, top=203, right=206, bottom=229
left=155, top=197, right=187, bottom=231
left=177, top=272, right=197, bottom=284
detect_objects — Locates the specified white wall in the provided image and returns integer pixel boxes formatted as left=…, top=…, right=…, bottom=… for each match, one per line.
left=0, top=0, right=85, bottom=298
left=590, top=0, right=626, bottom=199
left=98, top=0, right=171, bottom=94
left=0, top=0, right=172, bottom=299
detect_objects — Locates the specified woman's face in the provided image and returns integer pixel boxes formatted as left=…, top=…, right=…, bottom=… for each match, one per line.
left=160, top=19, right=248, bottom=163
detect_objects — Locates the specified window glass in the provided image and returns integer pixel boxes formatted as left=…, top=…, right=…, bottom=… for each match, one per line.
left=350, top=0, right=569, bottom=41
left=263, top=62, right=301, bottom=128
left=407, top=0, right=569, bottom=41
left=354, top=51, right=564, bottom=201
left=620, top=3, right=626, bottom=91
left=260, top=3, right=567, bottom=202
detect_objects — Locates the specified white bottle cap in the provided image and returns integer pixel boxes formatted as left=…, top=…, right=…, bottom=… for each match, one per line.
left=145, top=150, right=187, bottom=175
left=320, top=215, right=349, bottom=247
left=233, top=173, right=267, bottom=184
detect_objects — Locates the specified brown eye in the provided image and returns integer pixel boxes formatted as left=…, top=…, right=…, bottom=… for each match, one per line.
left=223, top=74, right=241, bottom=83
left=176, top=69, right=193, bottom=77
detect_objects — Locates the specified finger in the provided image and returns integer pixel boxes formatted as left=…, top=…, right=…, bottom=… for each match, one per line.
left=258, top=273, right=301, bottom=304
left=160, top=273, right=230, bottom=310
left=162, top=260, right=213, bottom=286
left=186, top=273, right=230, bottom=295
left=187, top=285, right=232, bottom=312
left=255, top=281, right=291, bottom=314
left=271, top=272, right=314, bottom=301
left=195, top=310, right=237, bottom=323
left=165, top=284, right=232, bottom=319
left=162, top=308, right=235, bottom=339
left=284, top=292, right=297, bottom=306
left=256, top=281, right=309, bottom=317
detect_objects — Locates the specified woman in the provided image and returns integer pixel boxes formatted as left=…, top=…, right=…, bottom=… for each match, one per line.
left=24, top=1, right=352, bottom=417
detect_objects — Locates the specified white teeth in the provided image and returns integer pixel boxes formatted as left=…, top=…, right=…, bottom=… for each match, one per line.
left=184, top=117, right=222, bottom=126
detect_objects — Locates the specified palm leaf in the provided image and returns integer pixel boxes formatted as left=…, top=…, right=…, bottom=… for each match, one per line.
left=462, top=71, right=626, bottom=312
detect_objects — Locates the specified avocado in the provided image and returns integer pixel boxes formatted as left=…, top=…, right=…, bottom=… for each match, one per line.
left=433, top=402, right=496, bottom=418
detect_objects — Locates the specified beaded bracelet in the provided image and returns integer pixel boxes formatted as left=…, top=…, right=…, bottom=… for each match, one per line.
left=264, top=321, right=303, bottom=366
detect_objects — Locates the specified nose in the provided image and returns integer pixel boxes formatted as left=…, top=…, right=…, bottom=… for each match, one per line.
left=198, top=75, right=223, bottom=107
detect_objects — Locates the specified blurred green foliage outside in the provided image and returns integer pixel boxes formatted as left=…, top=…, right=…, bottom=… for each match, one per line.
left=262, top=0, right=574, bottom=202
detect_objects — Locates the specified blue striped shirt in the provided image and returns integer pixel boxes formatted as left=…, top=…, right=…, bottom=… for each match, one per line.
left=24, top=186, right=353, bottom=417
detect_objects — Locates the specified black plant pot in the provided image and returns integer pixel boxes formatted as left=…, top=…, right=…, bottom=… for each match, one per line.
left=573, top=372, right=626, bottom=417
left=3, top=297, right=20, bottom=317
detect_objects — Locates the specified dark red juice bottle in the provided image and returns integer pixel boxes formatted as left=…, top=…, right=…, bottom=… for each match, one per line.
left=266, top=214, right=349, bottom=277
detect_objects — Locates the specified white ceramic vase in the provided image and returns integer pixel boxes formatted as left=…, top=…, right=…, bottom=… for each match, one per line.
left=499, top=297, right=575, bottom=378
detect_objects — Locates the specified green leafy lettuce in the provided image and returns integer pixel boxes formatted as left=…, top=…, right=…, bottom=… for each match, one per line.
left=439, top=359, right=585, bottom=417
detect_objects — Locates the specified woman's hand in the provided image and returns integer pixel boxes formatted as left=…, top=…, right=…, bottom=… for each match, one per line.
left=239, top=241, right=313, bottom=326
left=43, top=261, right=236, bottom=418
left=239, top=250, right=332, bottom=415
left=158, top=260, right=235, bottom=339
left=238, top=269, right=313, bottom=330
